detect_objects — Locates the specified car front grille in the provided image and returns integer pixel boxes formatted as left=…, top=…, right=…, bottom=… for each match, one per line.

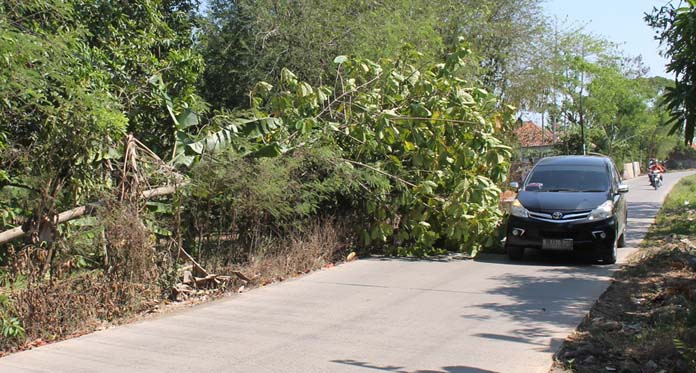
left=528, top=210, right=591, bottom=223
left=541, top=231, right=579, bottom=239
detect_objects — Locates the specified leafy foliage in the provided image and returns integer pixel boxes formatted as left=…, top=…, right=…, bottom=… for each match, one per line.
left=198, top=45, right=514, bottom=255
left=0, top=0, right=204, bottom=229
left=75, top=0, right=206, bottom=155
left=646, top=0, right=696, bottom=145
left=199, top=0, right=547, bottom=111
left=0, top=294, right=24, bottom=348
left=537, top=28, right=678, bottom=166
left=0, top=0, right=128, bottom=213
left=181, top=146, right=366, bottom=264
left=666, top=143, right=696, bottom=169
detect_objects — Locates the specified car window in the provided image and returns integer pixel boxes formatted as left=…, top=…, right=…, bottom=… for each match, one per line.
left=524, top=164, right=610, bottom=192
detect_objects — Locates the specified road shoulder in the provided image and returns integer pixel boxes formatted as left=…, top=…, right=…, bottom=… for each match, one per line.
left=552, top=174, right=696, bottom=373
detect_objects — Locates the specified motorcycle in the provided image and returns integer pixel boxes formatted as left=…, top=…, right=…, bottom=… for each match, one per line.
left=648, top=169, right=663, bottom=190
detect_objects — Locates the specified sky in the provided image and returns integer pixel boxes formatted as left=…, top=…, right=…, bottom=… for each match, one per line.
left=544, top=0, right=671, bottom=78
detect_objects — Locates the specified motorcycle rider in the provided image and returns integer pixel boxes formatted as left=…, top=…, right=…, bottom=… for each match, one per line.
left=648, top=158, right=665, bottom=186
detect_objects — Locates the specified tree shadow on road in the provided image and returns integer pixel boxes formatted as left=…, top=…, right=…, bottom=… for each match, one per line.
left=330, top=359, right=497, bottom=372
left=460, top=201, right=662, bottom=352
left=460, top=265, right=614, bottom=352
left=625, top=201, right=661, bottom=244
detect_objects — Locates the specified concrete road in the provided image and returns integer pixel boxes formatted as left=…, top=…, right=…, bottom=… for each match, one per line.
left=2, top=171, right=693, bottom=373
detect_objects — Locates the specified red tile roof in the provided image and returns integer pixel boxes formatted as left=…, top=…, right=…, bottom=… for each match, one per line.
left=515, top=121, right=556, bottom=147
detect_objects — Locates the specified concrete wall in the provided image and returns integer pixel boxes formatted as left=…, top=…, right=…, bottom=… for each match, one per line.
left=623, top=163, right=635, bottom=179
left=622, top=161, right=642, bottom=180
left=633, top=162, right=641, bottom=178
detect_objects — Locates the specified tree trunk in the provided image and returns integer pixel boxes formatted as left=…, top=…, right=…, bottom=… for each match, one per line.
left=0, top=185, right=181, bottom=245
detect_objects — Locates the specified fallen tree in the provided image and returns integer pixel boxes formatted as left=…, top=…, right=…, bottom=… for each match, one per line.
left=0, top=185, right=178, bottom=245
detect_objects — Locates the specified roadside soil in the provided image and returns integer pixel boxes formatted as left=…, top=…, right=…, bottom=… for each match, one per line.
left=552, top=176, right=696, bottom=373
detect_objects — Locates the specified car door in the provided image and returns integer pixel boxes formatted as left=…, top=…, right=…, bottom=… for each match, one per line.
left=611, top=163, right=627, bottom=234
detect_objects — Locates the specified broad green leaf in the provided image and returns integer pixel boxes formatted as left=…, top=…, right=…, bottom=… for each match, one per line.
left=176, top=109, right=199, bottom=129
left=250, top=143, right=283, bottom=158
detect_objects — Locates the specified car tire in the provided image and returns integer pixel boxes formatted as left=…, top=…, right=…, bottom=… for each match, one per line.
left=507, top=245, right=525, bottom=261
left=597, top=241, right=617, bottom=264
left=617, top=232, right=626, bottom=248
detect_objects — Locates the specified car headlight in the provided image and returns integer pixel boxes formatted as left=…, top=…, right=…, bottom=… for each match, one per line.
left=510, top=199, right=529, bottom=218
left=588, top=200, right=614, bottom=221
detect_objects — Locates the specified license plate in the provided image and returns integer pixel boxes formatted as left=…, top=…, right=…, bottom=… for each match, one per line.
left=542, top=238, right=573, bottom=250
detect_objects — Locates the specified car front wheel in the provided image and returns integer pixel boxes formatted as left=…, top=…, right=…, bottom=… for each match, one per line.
left=597, top=241, right=617, bottom=264
left=617, top=232, right=626, bottom=248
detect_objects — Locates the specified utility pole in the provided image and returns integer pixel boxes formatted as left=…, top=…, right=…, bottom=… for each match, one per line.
left=579, top=43, right=587, bottom=156
left=580, top=94, right=586, bottom=155
left=541, top=112, right=545, bottom=145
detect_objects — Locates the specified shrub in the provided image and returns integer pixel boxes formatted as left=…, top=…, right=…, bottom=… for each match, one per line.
left=181, top=145, right=368, bottom=267
left=667, top=144, right=696, bottom=169
left=192, top=44, right=515, bottom=255
left=0, top=294, right=24, bottom=350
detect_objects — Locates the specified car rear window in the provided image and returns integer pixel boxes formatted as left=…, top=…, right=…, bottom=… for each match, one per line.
left=524, top=164, right=610, bottom=192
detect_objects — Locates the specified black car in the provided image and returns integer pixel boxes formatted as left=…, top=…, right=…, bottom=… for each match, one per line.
left=505, top=156, right=628, bottom=264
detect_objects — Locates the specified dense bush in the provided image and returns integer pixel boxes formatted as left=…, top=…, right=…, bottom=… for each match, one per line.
left=0, top=202, right=167, bottom=352
left=181, top=145, right=370, bottom=266
left=666, top=144, right=696, bottom=169
left=183, top=45, right=513, bottom=256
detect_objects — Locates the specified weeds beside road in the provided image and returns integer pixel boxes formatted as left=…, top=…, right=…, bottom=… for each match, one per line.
left=0, top=213, right=350, bottom=356
left=553, top=175, right=696, bottom=372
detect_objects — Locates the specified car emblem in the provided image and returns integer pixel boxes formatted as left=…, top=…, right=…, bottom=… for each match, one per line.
left=552, top=212, right=563, bottom=220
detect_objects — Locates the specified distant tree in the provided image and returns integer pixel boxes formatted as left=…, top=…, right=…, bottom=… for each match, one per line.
left=646, top=0, right=696, bottom=145
left=76, top=0, right=206, bottom=155
left=0, top=0, right=127, bottom=209
left=635, top=76, right=680, bottom=161
left=438, top=0, right=548, bottom=107
left=543, top=28, right=677, bottom=164
left=199, top=0, right=448, bottom=110
left=198, top=0, right=549, bottom=111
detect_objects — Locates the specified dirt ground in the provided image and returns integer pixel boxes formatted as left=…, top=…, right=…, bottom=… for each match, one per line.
left=552, top=235, right=696, bottom=373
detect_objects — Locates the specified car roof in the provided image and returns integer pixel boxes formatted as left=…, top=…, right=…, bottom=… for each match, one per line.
left=535, top=155, right=612, bottom=167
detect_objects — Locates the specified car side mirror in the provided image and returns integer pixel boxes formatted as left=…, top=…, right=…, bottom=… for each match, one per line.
left=617, top=184, right=629, bottom=194
left=510, top=181, right=520, bottom=191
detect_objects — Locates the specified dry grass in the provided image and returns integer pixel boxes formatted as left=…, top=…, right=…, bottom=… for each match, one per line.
left=553, top=242, right=696, bottom=372
left=6, top=272, right=160, bottom=350
left=223, top=217, right=353, bottom=287
left=0, top=203, right=166, bottom=355
left=0, top=212, right=355, bottom=355
left=553, top=175, right=696, bottom=373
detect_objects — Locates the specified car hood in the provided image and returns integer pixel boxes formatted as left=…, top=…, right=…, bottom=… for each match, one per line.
left=517, top=191, right=609, bottom=212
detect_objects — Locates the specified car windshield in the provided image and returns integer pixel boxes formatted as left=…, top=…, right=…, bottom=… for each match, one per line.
left=524, top=164, right=610, bottom=192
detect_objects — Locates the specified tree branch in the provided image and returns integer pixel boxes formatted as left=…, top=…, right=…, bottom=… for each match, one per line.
left=390, top=116, right=479, bottom=125
left=0, top=184, right=184, bottom=245
left=314, top=74, right=382, bottom=120
left=340, top=158, right=416, bottom=188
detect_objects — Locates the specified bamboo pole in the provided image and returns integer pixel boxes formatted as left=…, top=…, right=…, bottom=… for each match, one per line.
left=0, top=185, right=180, bottom=245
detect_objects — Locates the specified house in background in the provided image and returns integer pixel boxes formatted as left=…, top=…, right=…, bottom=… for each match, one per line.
left=507, top=120, right=558, bottom=183
left=514, top=120, right=557, bottom=159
